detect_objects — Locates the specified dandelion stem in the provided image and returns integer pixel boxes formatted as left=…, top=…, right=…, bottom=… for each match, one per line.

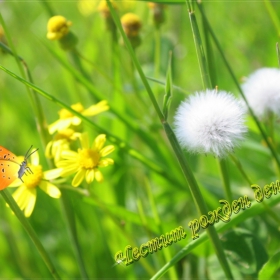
left=218, top=158, right=232, bottom=202
left=188, top=8, right=212, bottom=90
left=196, top=2, right=280, bottom=172
left=107, top=1, right=233, bottom=278
left=277, top=43, right=280, bottom=68
left=1, top=189, right=60, bottom=280
left=229, top=154, right=252, bottom=186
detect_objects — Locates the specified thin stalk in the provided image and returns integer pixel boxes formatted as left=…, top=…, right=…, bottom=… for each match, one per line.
left=196, top=3, right=280, bottom=172
left=188, top=9, right=211, bottom=89
left=144, top=179, right=178, bottom=279
left=229, top=154, right=252, bottom=186
left=106, top=1, right=233, bottom=278
left=1, top=189, right=60, bottom=280
left=263, top=0, right=280, bottom=36
left=277, top=42, right=280, bottom=68
left=60, top=190, right=88, bottom=279
left=218, top=158, right=232, bottom=202
left=154, top=26, right=161, bottom=97
left=0, top=15, right=50, bottom=148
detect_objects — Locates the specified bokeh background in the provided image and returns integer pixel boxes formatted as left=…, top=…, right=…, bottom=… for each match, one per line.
left=0, top=0, right=280, bottom=279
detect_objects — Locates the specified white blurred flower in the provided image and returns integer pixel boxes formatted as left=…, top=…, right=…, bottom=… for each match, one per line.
left=242, top=68, right=280, bottom=118
left=174, top=89, right=247, bottom=157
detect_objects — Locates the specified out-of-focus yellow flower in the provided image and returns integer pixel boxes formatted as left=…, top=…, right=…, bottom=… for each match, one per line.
left=48, top=101, right=109, bottom=135
left=9, top=151, right=61, bottom=217
left=56, top=133, right=115, bottom=187
left=148, top=2, right=166, bottom=27
left=78, top=0, right=135, bottom=17
left=45, top=128, right=81, bottom=161
left=98, top=0, right=117, bottom=18
left=47, top=15, right=72, bottom=40
left=121, top=13, right=142, bottom=37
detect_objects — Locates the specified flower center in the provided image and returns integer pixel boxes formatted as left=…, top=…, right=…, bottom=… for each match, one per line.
left=23, top=165, right=43, bottom=189
left=78, top=149, right=100, bottom=169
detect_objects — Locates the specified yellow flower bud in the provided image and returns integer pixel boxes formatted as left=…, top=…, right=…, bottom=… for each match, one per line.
left=47, top=15, right=72, bottom=40
left=148, top=2, right=165, bottom=27
left=98, top=0, right=117, bottom=18
left=121, top=13, right=142, bottom=38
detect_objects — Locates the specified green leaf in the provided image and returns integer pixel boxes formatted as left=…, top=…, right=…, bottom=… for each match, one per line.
left=259, top=251, right=280, bottom=280
left=162, top=51, right=173, bottom=120
left=221, top=228, right=268, bottom=276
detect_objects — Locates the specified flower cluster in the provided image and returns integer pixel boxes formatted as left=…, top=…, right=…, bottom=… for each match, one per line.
left=10, top=101, right=114, bottom=217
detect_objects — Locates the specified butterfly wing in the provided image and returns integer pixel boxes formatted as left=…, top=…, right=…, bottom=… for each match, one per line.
left=0, top=160, right=19, bottom=190
left=0, top=146, right=20, bottom=190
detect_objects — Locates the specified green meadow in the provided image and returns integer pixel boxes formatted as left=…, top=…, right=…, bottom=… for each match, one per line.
left=1, top=0, right=280, bottom=279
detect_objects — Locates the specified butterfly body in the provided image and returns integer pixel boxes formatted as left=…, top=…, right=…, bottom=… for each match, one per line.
left=0, top=146, right=38, bottom=190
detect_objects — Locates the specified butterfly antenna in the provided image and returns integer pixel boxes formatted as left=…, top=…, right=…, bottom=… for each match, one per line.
left=25, top=146, right=39, bottom=160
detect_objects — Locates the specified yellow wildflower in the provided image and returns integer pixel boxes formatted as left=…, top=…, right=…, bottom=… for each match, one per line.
left=48, top=101, right=109, bottom=135
left=47, top=15, right=72, bottom=40
left=56, top=133, right=114, bottom=187
left=121, top=13, right=142, bottom=38
left=148, top=3, right=165, bottom=27
left=45, top=128, right=81, bottom=162
left=9, top=150, right=61, bottom=217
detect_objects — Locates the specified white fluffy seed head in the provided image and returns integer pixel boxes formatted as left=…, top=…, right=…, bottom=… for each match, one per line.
left=174, top=89, right=247, bottom=158
left=242, top=68, right=280, bottom=118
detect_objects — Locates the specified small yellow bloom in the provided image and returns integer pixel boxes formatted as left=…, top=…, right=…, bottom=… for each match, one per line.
left=9, top=151, right=61, bottom=217
left=48, top=101, right=109, bottom=135
left=56, top=133, right=115, bottom=187
left=45, top=128, right=81, bottom=161
left=121, top=13, right=142, bottom=37
left=148, top=3, right=165, bottom=27
left=47, top=15, right=72, bottom=40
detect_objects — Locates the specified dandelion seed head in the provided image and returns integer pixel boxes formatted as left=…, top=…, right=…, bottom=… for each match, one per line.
left=174, top=89, right=247, bottom=157
left=242, top=68, right=280, bottom=118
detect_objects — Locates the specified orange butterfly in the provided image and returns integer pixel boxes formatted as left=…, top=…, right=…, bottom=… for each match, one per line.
left=0, top=146, right=38, bottom=190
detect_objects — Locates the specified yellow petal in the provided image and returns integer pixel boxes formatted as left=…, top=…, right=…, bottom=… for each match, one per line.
left=43, top=168, right=63, bottom=180
left=59, top=165, right=79, bottom=177
left=100, top=145, right=115, bottom=157
left=48, top=119, right=72, bottom=134
left=39, top=181, right=61, bottom=198
left=72, top=117, right=82, bottom=126
left=24, top=189, right=36, bottom=217
left=85, top=169, right=94, bottom=184
left=95, top=169, right=103, bottom=182
left=8, top=178, right=22, bottom=188
left=80, top=133, right=89, bottom=149
left=61, top=150, right=78, bottom=159
left=45, top=141, right=54, bottom=158
left=98, top=158, right=114, bottom=167
left=82, top=100, right=109, bottom=116
left=93, top=134, right=106, bottom=150
left=30, top=149, right=39, bottom=166
left=72, top=169, right=86, bottom=187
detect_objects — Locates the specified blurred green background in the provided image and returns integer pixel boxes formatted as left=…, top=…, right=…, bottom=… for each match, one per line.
left=0, top=0, right=280, bottom=279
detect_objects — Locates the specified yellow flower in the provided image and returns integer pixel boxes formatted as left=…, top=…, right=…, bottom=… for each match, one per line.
left=45, top=128, right=81, bottom=162
left=9, top=151, right=61, bottom=217
left=48, top=101, right=109, bottom=135
left=56, top=133, right=115, bottom=187
left=47, top=15, right=72, bottom=40
left=121, top=13, right=142, bottom=37
left=77, top=0, right=134, bottom=17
